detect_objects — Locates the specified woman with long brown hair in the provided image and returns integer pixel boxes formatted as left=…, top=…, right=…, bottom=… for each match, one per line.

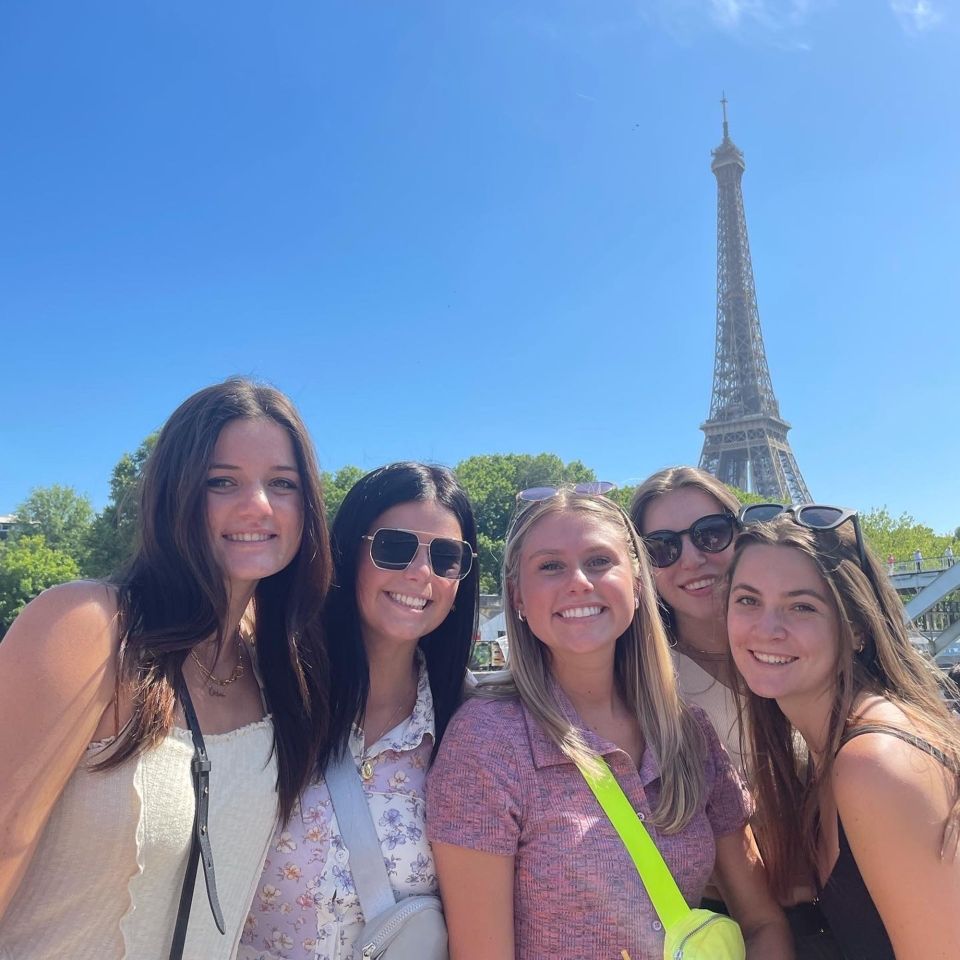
left=728, top=508, right=960, bottom=958
left=0, top=377, right=332, bottom=959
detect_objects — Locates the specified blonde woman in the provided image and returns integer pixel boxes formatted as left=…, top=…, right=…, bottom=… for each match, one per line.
left=728, top=508, right=960, bottom=959
left=427, top=487, right=790, bottom=960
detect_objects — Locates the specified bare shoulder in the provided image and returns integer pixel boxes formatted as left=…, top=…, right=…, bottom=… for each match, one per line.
left=0, top=580, right=120, bottom=688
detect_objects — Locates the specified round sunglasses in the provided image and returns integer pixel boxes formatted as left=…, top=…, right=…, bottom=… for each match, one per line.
left=362, top=527, right=476, bottom=581
left=642, top=513, right=739, bottom=568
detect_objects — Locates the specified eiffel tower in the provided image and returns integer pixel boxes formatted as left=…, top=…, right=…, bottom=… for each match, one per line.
left=698, top=98, right=811, bottom=503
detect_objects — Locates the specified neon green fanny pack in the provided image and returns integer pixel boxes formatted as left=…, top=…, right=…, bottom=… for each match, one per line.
left=575, top=758, right=745, bottom=960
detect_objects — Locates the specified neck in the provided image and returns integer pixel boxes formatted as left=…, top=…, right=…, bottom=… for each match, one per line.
left=364, top=634, right=420, bottom=711
left=674, top=610, right=728, bottom=655
left=779, top=690, right=836, bottom=766
left=550, top=651, right=621, bottom=720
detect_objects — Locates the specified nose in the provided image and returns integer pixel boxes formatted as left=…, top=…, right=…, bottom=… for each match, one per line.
left=566, top=564, right=594, bottom=592
left=757, top=606, right=787, bottom=639
left=677, top=534, right=707, bottom=569
left=240, top=482, right=273, bottom=517
left=404, top=542, right=433, bottom=581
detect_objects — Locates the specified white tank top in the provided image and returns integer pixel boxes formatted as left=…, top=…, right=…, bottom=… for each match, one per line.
left=0, top=719, right=278, bottom=960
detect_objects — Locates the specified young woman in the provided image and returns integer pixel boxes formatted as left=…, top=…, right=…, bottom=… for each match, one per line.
left=727, top=510, right=960, bottom=959
left=239, top=462, right=479, bottom=960
left=630, top=467, right=743, bottom=769
left=0, top=378, right=332, bottom=958
left=427, top=487, right=791, bottom=960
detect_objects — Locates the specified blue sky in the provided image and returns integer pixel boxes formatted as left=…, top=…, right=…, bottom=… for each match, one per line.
left=1, top=0, right=957, bottom=535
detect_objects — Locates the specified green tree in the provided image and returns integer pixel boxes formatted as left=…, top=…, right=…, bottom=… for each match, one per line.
left=0, top=535, right=80, bottom=636
left=85, top=433, right=158, bottom=578
left=454, top=454, right=596, bottom=592
left=322, top=466, right=365, bottom=522
left=859, top=507, right=956, bottom=564
left=13, top=485, right=94, bottom=568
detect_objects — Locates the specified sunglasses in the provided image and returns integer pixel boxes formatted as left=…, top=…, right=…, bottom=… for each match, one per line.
left=362, top=527, right=476, bottom=581
left=642, top=513, right=739, bottom=568
left=516, top=481, right=617, bottom=503
left=738, top=503, right=868, bottom=570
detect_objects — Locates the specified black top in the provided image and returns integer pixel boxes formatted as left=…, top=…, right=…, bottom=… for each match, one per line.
left=818, top=723, right=951, bottom=960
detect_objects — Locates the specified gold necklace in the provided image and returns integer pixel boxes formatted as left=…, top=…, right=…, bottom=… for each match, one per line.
left=191, top=632, right=245, bottom=697
left=360, top=695, right=413, bottom=781
left=675, top=639, right=730, bottom=662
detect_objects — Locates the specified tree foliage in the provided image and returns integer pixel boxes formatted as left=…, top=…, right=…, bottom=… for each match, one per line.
left=322, top=466, right=365, bottom=522
left=85, top=433, right=158, bottom=578
left=0, top=536, right=80, bottom=636
left=13, top=485, right=94, bottom=567
left=859, top=507, right=958, bottom=563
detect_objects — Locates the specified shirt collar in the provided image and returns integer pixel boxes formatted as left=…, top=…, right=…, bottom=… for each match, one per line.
left=521, top=674, right=661, bottom=787
left=350, top=649, right=435, bottom=759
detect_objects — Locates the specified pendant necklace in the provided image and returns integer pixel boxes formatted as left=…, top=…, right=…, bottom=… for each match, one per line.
left=360, top=695, right=412, bottom=781
left=191, top=631, right=245, bottom=698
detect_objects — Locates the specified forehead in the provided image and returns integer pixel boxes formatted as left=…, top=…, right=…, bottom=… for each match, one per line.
left=371, top=499, right=463, bottom=539
left=522, top=509, right=627, bottom=556
left=643, top=487, right=725, bottom=534
left=734, top=543, right=826, bottom=592
left=211, top=418, right=296, bottom=464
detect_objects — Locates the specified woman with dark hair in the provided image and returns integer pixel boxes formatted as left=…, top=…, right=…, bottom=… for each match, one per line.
left=0, top=377, right=332, bottom=959
left=728, top=509, right=960, bottom=958
left=239, top=462, right=479, bottom=960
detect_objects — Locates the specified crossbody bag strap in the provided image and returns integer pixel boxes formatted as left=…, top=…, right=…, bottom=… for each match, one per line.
left=169, top=675, right=226, bottom=960
left=576, top=757, right=690, bottom=929
left=325, top=748, right=397, bottom=922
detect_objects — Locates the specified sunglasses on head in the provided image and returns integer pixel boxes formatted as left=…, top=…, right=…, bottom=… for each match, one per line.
left=738, top=503, right=868, bottom=570
left=642, top=513, right=739, bottom=568
left=362, top=527, right=476, bottom=581
left=516, top=481, right=617, bottom=504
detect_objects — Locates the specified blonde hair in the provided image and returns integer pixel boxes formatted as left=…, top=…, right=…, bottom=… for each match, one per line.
left=729, top=516, right=960, bottom=898
left=481, top=489, right=706, bottom=833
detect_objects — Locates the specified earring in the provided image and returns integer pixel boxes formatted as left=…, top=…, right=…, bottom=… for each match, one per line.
left=856, top=638, right=865, bottom=654
left=517, top=610, right=525, bottom=623
left=634, top=595, right=640, bottom=610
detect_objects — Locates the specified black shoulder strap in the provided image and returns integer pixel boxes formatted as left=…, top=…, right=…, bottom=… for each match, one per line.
left=169, top=675, right=226, bottom=960
left=839, top=722, right=956, bottom=773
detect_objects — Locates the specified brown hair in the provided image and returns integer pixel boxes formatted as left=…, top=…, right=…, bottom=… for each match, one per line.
left=96, top=377, right=332, bottom=821
left=483, top=489, right=706, bottom=832
left=728, top=516, right=960, bottom=898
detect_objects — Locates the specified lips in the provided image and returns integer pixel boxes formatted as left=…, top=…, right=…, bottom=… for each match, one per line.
left=681, top=576, right=717, bottom=592
left=224, top=532, right=275, bottom=542
left=750, top=651, right=798, bottom=665
left=388, top=592, right=429, bottom=610
left=557, top=605, right=603, bottom=619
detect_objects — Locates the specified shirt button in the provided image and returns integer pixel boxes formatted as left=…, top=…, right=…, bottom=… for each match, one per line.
left=652, top=921, right=663, bottom=931
left=637, top=812, right=646, bottom=821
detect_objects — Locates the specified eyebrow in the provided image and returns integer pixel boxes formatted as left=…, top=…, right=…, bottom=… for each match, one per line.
left=207, top=462, right=299, bottom=472
left=527, top=544, right=615, bottom=559
left=732, top=583, right=830, bottom=603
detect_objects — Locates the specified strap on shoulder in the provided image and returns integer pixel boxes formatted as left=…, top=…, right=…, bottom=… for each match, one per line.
left=839, top=722, right=955, bottom=772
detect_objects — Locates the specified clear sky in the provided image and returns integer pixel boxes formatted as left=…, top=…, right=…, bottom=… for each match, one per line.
left=1, top=1, right=957, bottom=534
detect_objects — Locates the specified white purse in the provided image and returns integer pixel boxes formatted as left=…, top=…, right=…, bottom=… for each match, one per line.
left=325, top=752, right=449, bottom=960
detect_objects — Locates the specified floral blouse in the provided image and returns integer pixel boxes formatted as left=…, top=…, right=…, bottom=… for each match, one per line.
left=237, top=659, right=437, bottom=960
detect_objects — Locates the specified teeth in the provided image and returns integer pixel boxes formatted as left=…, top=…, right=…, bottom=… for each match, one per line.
left=389, top=592, right=428, bottom=610
left=752, top=651, right=797, bottom=665
left=559, top=606, right=602, bottom=619
left=225, top=533, right=272, bottom=542
left=682, top=577, right=716, bottom=591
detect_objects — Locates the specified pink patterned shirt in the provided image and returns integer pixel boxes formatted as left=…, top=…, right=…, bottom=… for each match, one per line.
left=426, top=688, right=751, bottom=960
left=238, top=658, right=436, bottom=960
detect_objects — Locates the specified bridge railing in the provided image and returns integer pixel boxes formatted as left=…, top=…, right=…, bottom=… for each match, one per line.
left=885, top=554, right=956, bottom=576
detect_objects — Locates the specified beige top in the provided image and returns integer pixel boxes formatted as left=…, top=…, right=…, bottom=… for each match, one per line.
left=0, top=719, right=278, bottom=960
left=672, top=650, right=746, bottom=777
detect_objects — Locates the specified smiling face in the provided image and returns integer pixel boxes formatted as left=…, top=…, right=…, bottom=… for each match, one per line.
left=727, top=543, right=844, bottom=713
left=641, top=487, right=734, bottom=634
left=356, top=499, right=463, bottom=653
left=511, top=510, right=638, bottom=669
left=205, top=417, right=304, bottom=598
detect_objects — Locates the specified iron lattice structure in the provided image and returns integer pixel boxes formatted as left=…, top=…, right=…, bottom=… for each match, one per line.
left=698, top=102, right=811, bottom=503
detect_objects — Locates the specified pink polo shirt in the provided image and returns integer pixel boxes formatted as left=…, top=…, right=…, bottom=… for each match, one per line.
left=426, top=689, right=751, bottom=960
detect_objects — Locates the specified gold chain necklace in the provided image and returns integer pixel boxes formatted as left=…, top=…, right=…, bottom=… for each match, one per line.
left=191, top=632, right=245, bottom=698
left=360, top=694, right=414, bottom=781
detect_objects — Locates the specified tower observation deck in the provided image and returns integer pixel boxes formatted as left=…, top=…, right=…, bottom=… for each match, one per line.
left=698, top=98, right=811, bottom=502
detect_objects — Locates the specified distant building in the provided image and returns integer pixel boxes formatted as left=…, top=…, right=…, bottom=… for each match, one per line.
left=0, top=515, right=16, bottom=541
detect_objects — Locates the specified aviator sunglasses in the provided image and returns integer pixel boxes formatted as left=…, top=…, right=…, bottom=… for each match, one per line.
left=516, top=481, right=617, bottom=503
left=362, top=528, right=476, bottom=581
left=642, top=513, right=740, bottom=568
left=738, top=503, right=869, bottom=572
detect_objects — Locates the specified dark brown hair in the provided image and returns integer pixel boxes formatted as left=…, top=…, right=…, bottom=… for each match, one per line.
left=96, top=377, right=332, bottom=821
